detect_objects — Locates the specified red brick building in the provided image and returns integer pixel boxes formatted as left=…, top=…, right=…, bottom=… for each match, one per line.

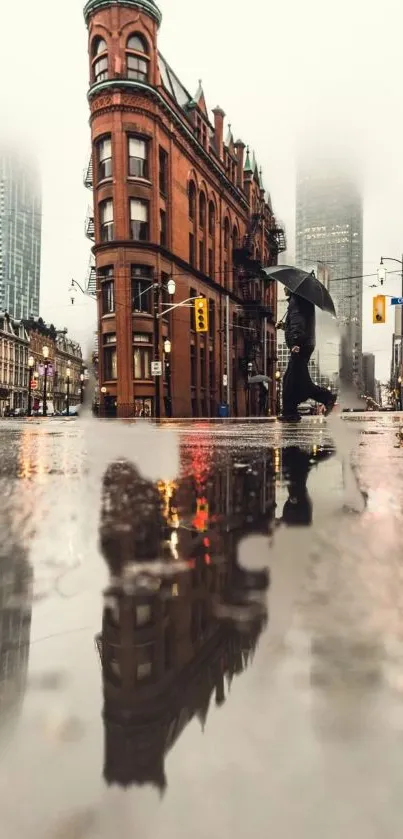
left=83, top=0, right=286, bottom=418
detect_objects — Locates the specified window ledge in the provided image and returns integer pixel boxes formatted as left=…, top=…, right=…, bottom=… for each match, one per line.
left=97, top=177, right=113, bottom=187
left=101, top=313, right=115, bottom=319
left=134, top=378, right=153, bottom=383
left=127, top=177, right=152, bottom=186
left=132, top=312, right=153, bottom=318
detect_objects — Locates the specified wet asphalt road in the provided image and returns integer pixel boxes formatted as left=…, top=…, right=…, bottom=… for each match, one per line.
left=1, top=414, right=403, bottom=839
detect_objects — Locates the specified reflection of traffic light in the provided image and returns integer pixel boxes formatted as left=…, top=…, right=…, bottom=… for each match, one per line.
left=194, top=297, right=208, bottom=333
left=193, top=497, right=209, bottom=532
left=373, top=295, right=386, bottom=324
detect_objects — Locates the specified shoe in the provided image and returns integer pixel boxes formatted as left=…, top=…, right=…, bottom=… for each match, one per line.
left=325, top=394, right=337, bottom=417
left=278, top=414, right=301, bottom=423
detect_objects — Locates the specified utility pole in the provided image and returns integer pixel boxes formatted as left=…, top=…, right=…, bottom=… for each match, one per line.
left=263, top=316, right=267, bottom=376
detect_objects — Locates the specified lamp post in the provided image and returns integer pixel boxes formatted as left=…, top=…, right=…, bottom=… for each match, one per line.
left=164, top=338, right=172, bottom=418
left=42, top=346, right=49, bottom=417
left=275, top=369, right=281, bottom=416
left=80, top=372, right=85, bottom=404
left=153, top=277, right=176, bottom=420
left=66, top=361, right=71, bottom=416
left=380, top=256, right=403, bottom=388
left=27, top=356, right=34, bottom=417
left=398, top=375, right=402, bottom=411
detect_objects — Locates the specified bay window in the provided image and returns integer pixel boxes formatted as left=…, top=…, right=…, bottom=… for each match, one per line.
left=128, top=137, right=148, bottom=178
left=130, top=199, right=149, bottom=241
left=99, top=199, right=114, bottom=242
left=97, top=136, right=112, bottom=181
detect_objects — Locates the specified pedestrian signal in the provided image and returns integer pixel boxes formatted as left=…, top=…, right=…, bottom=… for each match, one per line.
left=373, top=295, right=386, bottom=324
left=194, top=296, right=208, bottom=332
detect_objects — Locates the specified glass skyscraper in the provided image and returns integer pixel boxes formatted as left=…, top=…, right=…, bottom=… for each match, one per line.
left=295, top=162, right=363, bottom=387
left=0, top=149, right=41, bottom=319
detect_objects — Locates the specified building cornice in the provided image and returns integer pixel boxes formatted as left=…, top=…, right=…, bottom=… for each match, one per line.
left=83, top=0, right=162, bottom=27
left=88, top=80, right=249, bottom=210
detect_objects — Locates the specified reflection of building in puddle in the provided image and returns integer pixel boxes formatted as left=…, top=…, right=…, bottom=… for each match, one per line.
left=0, top=426, right=34, bottom=744
left=0, top=541, right=33, bottom=746
left=309, top=633, right=383, bottom=739
left=97, top=449, right=275, bottom=791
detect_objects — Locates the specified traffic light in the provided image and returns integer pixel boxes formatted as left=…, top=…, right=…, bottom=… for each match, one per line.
left=373, top=294, right=386, bottom=324
left=194, top=296, right=208, bottom=333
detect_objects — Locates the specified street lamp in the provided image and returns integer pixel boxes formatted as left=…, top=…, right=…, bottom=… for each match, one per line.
left=153, top=277, right=176, bottom=420
left=167, top=279, right=176, bottom=296
left=66, top=361, right=71, bottom=417
left=275, top=369, right=281, bottom=416
left=164, top=338, right=173, bottom=418
left=27, top=356, right=35, bottom=417
left=380, top=256, right=403, bottom=385
left=42, top=346, right=49, bottom=417
left=80, top=372, right=85, bottom=404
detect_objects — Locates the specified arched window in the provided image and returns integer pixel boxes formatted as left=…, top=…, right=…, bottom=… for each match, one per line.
left=224, top=218, right=230, bottom=250
left=92, top=37, right=108, bottom=83
left=188, top=181, right=196, bottom=220
left=232, top=226, right=238, bottom=250
left=199, top=192, right=206, bottom=228
left=126, top=33, right=149, bottom=82
left=208, top=201, right=215, bottom=236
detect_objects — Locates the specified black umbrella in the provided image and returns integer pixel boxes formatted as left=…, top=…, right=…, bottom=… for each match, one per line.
left=261, top=265, right=337, bottom=317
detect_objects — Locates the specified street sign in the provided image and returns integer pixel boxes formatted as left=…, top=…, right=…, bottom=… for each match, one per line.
left=151, top=361, right=162, bottom=376
left=391, top=297, right=403, bottom=305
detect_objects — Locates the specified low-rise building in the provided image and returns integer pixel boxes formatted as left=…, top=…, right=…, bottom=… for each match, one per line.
left=24, top=317, right=84, bottom=415
left=23, top=317, right=57, bottom=414
left=0, top=312, right=29, bottom=415
left=54, top=334, right=83, bottom=413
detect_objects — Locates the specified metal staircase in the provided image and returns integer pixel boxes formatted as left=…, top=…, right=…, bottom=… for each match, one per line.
left=85, top=210, right=95, bottom=241
left=86, top=258, right=97, bottom=296
left=84, top=155, right=93, bottom=189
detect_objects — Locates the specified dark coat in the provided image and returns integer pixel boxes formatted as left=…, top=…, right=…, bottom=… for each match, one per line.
left=284, top=294, right=316, bottom=349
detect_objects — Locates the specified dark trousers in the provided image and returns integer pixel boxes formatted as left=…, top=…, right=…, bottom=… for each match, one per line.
left=282, top=346, right=331, bottom=416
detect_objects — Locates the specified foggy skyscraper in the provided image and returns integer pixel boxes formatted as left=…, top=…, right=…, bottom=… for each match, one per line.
left=0, top=149, right=41, bottom=320
left=295, top=162, right=363, bottom=387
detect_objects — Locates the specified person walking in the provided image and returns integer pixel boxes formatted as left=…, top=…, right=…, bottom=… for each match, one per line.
left=277, top=289, right=336, bottom=422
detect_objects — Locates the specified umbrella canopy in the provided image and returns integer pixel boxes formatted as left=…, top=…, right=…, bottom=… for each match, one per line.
left=261, top=265, right=336, bottom=317
left=248, top=375, right=271, bottom=386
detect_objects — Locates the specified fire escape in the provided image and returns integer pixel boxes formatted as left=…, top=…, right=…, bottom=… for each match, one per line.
left=86, top=256, right=97, bottom=296
left=83, top=155, right=96, bottom=294
left=234, top=212, right=287, bottom=377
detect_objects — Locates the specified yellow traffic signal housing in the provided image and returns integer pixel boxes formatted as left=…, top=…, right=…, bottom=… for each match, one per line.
left=373, top=295, right=386, bottom=324
left=194, top=296, right=208, bottom=332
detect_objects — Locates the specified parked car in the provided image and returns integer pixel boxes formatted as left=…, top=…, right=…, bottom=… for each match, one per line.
left=9, top=408, right=26, bottom=417
left=61, top=405, right=80, bottom=417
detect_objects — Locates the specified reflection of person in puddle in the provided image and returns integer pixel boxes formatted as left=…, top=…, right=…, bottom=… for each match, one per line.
left=280, top=446, right=334, bottom=527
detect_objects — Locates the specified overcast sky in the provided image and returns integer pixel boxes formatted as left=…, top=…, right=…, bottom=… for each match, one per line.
left=2, top=0, right=403, bottom=379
